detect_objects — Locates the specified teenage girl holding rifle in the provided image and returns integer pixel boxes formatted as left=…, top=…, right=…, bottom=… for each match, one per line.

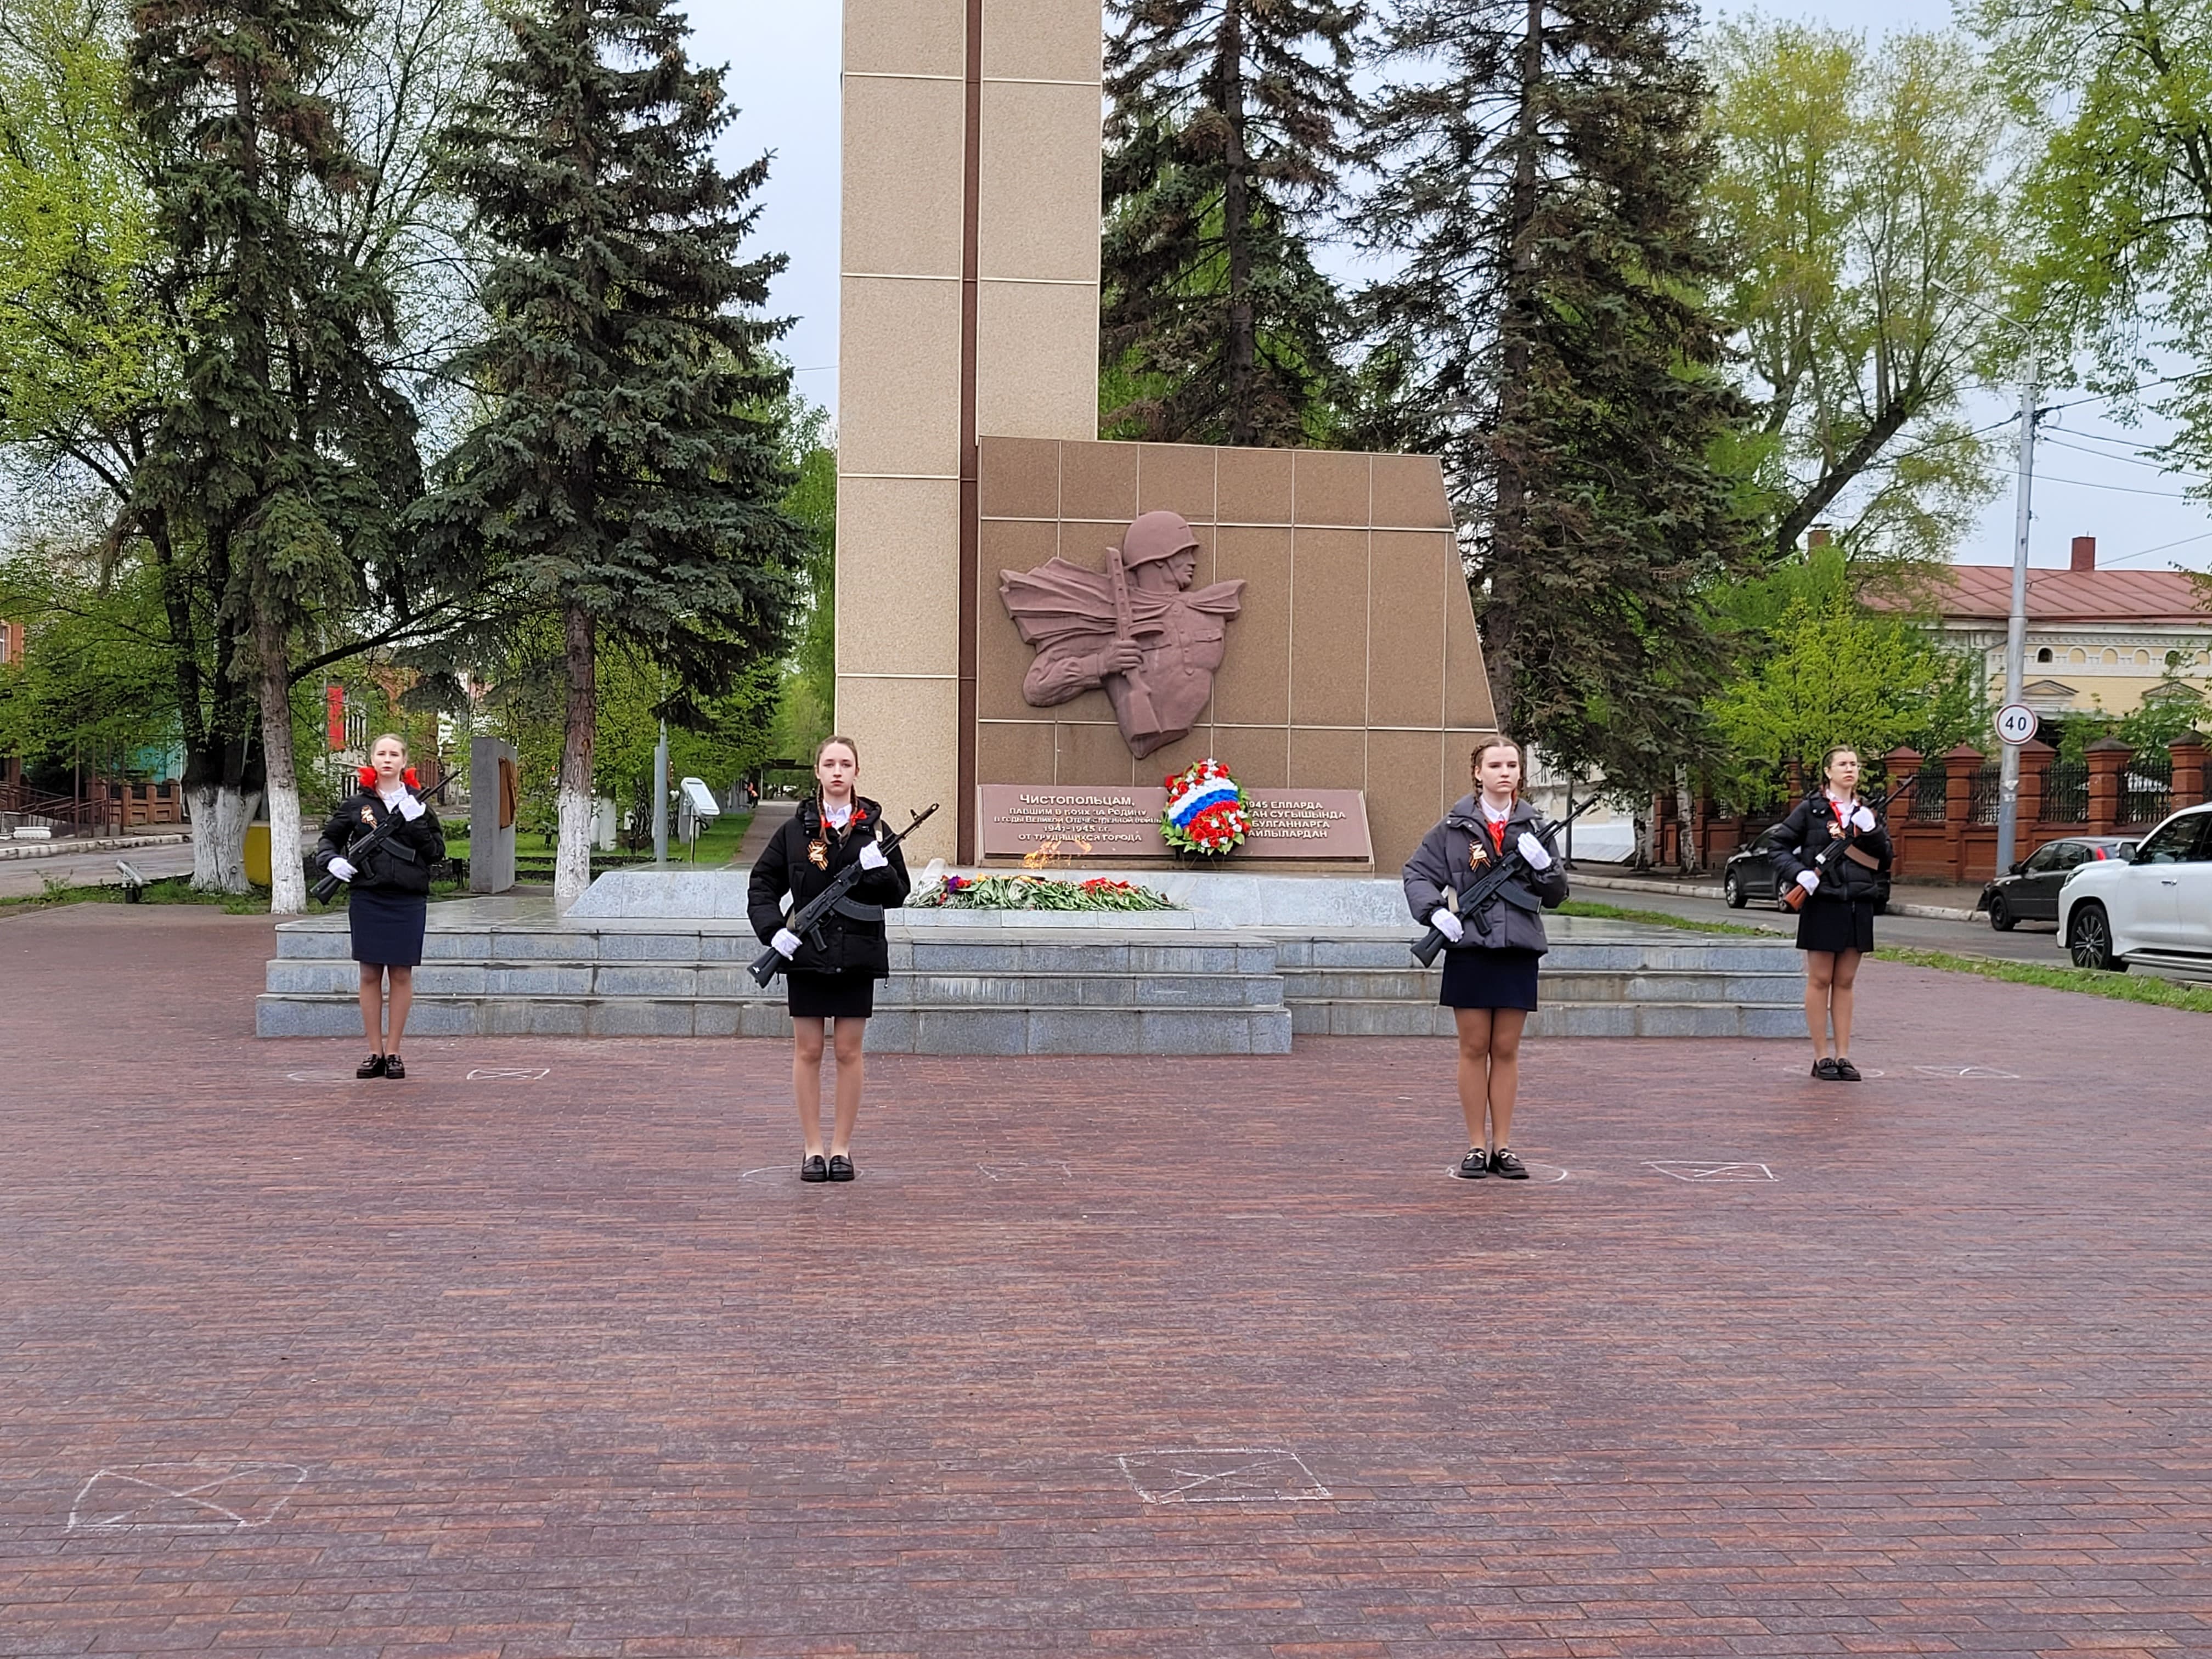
left=1767, top=744, right=1893, bottom=1081
left=1403, top=737, right=1570, bottom=1179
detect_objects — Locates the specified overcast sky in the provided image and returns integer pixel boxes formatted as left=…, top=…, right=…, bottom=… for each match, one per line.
left=694, top=0, right=2212, bottom=575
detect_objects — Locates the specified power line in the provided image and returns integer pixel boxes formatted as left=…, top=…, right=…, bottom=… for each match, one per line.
left=2002, top=464, right=2193, bottom=499
left=2039, top=434, right=2212, bottom=483
left=2099, top=528, right=2212, bottom=567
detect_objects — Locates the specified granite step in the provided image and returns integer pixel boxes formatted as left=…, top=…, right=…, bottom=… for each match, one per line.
left=253, top=993, right=1293, bottom=1054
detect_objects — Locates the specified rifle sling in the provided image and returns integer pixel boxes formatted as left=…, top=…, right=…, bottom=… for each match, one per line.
left=1842, top=843, right=1881, bottom=870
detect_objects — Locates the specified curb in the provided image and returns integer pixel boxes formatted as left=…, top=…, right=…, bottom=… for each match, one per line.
left=0, top=832, right=190, bottom=862
left=1572, top=870, right=1985, bottom=924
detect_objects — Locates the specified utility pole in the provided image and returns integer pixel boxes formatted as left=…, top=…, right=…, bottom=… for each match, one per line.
left=652, top=721, right=669, bottom=862
left=1996, top=348, right=2040, bottom=876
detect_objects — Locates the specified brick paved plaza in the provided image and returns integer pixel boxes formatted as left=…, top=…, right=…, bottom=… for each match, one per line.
left=4, top=906, right=2209, bottom=1657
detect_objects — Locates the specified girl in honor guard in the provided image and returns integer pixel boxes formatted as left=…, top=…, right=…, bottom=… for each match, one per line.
left=1403, top=738, right=1570, bottom=1179
left=1768, top=744, right=1892, bottom=1081
left=747, top=736, right=911, bottom=1182
left=313, top=733, right=445, bottom=1079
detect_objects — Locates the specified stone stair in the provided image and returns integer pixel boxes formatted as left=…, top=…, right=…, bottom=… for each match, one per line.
left=257, top=910, right=1292, bottom=1054
left=257, top=899, right=1803, bottom=1052
left=1273, top=929, right=1806, bottom=1038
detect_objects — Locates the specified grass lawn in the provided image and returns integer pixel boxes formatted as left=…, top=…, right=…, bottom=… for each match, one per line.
left=0, top=874, right=470, bottom=918
left=444, top=810, right=754, bottom=870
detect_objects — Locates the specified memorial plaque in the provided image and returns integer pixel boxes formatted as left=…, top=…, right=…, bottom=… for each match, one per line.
left=977, top=786, right=1372, bottom=862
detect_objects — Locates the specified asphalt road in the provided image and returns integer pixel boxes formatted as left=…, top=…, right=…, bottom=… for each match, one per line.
left=1573, top=879, right=2080, bottom=966
left=0, top=839, right=197, bottom=900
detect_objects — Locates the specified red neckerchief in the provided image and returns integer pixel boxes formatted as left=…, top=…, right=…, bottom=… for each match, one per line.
left=1827, top=793, right=1853, bottom=834
left=1481, top=805, right=1509, bottom=854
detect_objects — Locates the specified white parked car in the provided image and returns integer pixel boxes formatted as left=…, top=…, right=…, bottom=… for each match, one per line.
left=2058, top=803, right=2212, bottom=972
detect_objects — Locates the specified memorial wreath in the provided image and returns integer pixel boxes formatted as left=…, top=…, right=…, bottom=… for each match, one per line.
left=1160, top=758, right=1249, bottom=857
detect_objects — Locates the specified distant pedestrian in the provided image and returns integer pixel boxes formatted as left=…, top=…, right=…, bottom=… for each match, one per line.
left=1768, top=745, right=1892, bottom=1080
left=746, top=735, right=910, bottom=1182
left=314, top=733, right=444, bottom=1080
left=1403, top=737, right=1570, bottom=1180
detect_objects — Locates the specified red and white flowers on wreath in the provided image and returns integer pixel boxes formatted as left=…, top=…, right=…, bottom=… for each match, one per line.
left=1161, top=758, right=1248, bottom=856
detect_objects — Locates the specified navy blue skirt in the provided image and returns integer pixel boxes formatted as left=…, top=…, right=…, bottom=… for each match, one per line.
left=347, top=885, right=427, bottom=967
left=787, top=969, right=875, bottom=1020
left=1440, top=946, right=1541, bottom=1011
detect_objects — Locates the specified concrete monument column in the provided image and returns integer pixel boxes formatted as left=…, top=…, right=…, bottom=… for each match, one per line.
left=838, top=0, right=1103, bottom=864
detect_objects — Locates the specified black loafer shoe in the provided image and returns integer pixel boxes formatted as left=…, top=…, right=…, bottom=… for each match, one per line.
left=1813, top=1057, right=1841, bottom=1080
left=827, top=1154, right=855, bottom=1182
left=1456, top=1148, right=1488, bottom=1179
left=1833, top=1057, right=1862, bottom=1081
left=356, top=1054, right=386, bottom=1079
left=382, top=1054, right=405, bottom=1080
left=800, top=1155, right=829, bottom=1182
left=1491, top=1148, right=1530, bottom=1180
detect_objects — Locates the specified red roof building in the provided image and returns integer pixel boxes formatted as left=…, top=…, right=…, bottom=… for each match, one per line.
left=1887, top=537, right=2211, bottom=716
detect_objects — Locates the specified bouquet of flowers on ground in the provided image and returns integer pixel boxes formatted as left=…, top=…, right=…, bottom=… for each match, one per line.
left=1160, top=758, right=1248, bottom=857
left=909, top=873, right=1177, bottom=911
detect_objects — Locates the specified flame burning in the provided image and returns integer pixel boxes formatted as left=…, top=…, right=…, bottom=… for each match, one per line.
left=1021, top=836, right=1094, bottom=870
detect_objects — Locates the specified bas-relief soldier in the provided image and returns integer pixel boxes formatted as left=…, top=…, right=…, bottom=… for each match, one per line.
left=997, top=510, right=1245, bottom=759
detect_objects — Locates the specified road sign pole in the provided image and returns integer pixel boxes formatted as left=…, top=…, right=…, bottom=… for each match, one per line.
left=1996, top=349, right=2039, bottom=877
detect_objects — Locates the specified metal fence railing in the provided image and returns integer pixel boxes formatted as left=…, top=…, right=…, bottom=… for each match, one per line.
left=2040, top=760, right=2089, bottom=822
left=2124, top=752, right=2174, bottom=825
left=1969, top=764, right=2002, bottom=825
left=1911, top=772, right=1950, bottom=822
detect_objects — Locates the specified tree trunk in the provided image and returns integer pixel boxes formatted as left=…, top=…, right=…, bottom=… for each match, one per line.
left=184, top=779, right=258, bottom=892
left=1675, top=766, right=1701, bottom=876
left=555, top=602, right=597, bottom=909
left=257, top=610, right=307, bottom=914
left=1630, top=798, right=1654, bottom=869
left=1218, top=0, right=1255, bottom=446
left=1481, top=0, right=1547, bottom=738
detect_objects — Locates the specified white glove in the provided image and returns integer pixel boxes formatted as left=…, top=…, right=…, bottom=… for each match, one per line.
left=1516, top=831, right=1552, bottom=870
left=771, top=928, right=802, bottom=959
left=1796, top=870, right=1820, bottom=894
left=858, top=840, right=888, bottom=871
left=394, top=792, right=425, bottom=821
left=1430, top=909, right=1464, bottom=943
left=327, top=856, right=357, bottom=883
left=1850, top=805, right=1875, bottom=832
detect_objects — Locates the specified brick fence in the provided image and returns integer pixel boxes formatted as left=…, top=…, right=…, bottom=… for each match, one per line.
left=1658, top=731, right=2209, bottom=883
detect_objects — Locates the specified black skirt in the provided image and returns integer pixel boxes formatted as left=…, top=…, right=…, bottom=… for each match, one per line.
left=787, top=968, right=876, bottom=1020
left=1796, top=897, right=1875, bottom=955
left=1440, top=946, right=1541, bottom=1011
left=348, top=885, right=427, bottom=967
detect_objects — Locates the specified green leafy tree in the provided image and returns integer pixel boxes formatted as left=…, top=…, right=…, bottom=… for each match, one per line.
left=0, top=547, right=177, bottom=784
left=1101, top=0, right=1362, bottom=445
left=1709, top=580, right=1983, bottom=810
left=771, top=402, right=835, bottom=764
left=128, top=0, right=429, bottom=909
left=1976, top=0, right=2212, bottom=487
left=421, top=0, right=809, bottom=907
left=1706, top=21, right=2013, bottom=561
left=1355, top=0, right=1759, bottom=792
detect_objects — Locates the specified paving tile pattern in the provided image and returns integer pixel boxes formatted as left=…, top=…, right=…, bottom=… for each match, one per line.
left=3, top=906, right=2209, bottom=1657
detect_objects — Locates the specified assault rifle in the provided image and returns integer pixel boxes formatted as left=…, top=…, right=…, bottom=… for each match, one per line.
left=312, top=770, right=462, bottom=903
left=1412, top=795, right=1601, bottom=967
left=1775, top=773, right=1917, bottom=912
left=748, top=803, right=940, bottom=988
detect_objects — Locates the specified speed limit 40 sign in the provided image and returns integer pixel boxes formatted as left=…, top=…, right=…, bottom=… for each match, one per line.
left=1995, top=703, right=2039, bottom=746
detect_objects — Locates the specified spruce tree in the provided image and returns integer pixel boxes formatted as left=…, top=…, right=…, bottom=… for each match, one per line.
left=129, top=0, right=423, bottom=910
left=1356, top=0, right=1758, bottom=798
left=422, top=0, right=807, bottom=908
left=1102, top=0, right=1363, bottom=445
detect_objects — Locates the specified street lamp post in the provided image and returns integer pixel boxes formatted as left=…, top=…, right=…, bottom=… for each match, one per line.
left=1995, top=347, right=2040, bottom=877
left=652, top=721, right=669, bottom=863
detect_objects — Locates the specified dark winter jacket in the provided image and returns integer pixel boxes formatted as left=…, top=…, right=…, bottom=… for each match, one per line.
left=1402, top=794, right=1570, bottom=956
left=313, top=789, right=447, bottom=897
left=747, top=795, right=911, bottom=979
left=1765, top=792, right=1893, bottom=907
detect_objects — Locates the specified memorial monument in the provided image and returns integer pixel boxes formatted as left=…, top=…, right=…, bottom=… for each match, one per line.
left=836, top=0, right=1498, bottom=871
